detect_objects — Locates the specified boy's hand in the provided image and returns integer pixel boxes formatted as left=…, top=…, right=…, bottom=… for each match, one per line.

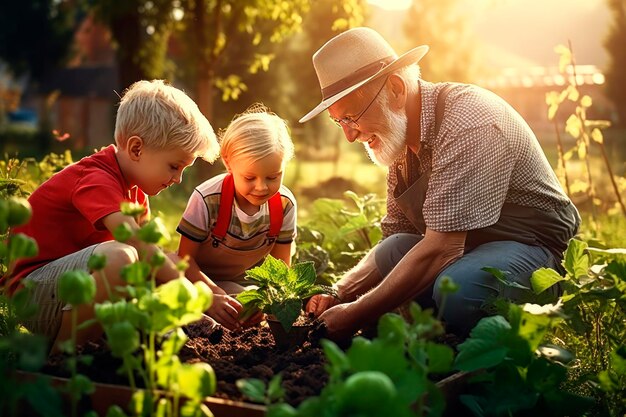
left=207, top=294, right=243, bottom=331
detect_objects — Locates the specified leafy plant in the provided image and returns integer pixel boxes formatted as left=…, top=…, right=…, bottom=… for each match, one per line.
left=530, top=238, right=626, bottom=415
left=236, top=255, right=336, bottom=332
left=545, top=43, right=626, bottom=223
left=236, top=374, right=285, bottom=406
left=454, top=303, right=595, bottom=417
left=56, top=270, right=97, bottom=417
left=262, top=303, right=454, bottom=417
left=0, top=194, right=64, bottom=417
left=294, top=191, right=385, bottom=284
left=93, top=203, right=216, bottom=417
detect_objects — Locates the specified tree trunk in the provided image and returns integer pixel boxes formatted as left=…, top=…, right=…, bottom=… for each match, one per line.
left=110, top=11, right=145, bottom=92
left=196, top=75, right=214, bottom=121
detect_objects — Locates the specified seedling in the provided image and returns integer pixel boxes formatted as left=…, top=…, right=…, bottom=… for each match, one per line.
left=237, top=255, right=337, bottom=333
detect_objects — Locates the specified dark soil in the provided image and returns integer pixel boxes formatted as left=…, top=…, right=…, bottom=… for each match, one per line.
left=42, top=316, right=464, bottom=408
left=43, top=317, right=329, bottom=407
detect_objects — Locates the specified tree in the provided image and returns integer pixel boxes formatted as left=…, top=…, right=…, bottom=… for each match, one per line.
left=0, top=0, right=76, bottom=83
left=402, top=0, right=478, bottom=83
left=604, top=0, right=626, bottom=127
left=91, top=0, right=177, bottom=92
left=172, top=0, right=316, bottom=120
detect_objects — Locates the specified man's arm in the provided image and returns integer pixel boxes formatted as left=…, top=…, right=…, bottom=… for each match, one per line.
left=319, top=228, right=466, bottom=339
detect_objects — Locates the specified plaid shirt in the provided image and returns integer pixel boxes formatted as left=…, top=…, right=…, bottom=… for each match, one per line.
left=382, top=80, right=572, bottom=238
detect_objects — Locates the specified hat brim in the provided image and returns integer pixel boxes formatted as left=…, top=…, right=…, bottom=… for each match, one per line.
left=299, top=45, right=429, bottom=123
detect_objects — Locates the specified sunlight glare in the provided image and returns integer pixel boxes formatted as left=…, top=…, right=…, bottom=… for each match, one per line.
left=367, top=0, right=412, bottom=11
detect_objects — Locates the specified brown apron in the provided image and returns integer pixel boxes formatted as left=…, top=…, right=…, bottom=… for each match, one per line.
left=393, top=165, right=580, bottom=262
left=195, top=230, right=275, bottom=285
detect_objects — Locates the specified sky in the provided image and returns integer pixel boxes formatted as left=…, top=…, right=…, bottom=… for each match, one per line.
left=367, top=0, right=611, bottom=69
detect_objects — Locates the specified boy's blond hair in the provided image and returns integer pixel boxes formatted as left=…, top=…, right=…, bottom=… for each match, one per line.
left=219, top=104, right=295, bottom=164
left=115, top=80, right=219, bottom=162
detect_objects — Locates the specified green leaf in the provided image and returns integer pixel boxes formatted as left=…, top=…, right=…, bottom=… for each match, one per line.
left=454, top=316, right=511, bottom=371
left=531, top=268, right=565, bottom=294
left=236, top=378, right=266, bottom=403
left=482, top=266, right=529, bottom=290
left=58, top=270, right=96, bottom=306
left=177, top=362, right=216, bottom=399
left=137, top=217, right=170, bottom=245
left=8, top=233, right=38, bottom=261
left=270, top=298, right=302, bottom=332
left=321, top=339, right=350, bottom=380
left=291, top=261, right=316, bottom=290
left=106, top=321, right=139, bottom=357
left=113, top=222, right=133, bottom=242
left=377, top=313, right=408, bottom=344
left=121, top=261, right=150, bottom=286
left=425, top=342, right=454, bottom=373
left=563, top=239, right=589, bottom=279
left=347, top=338, right=407, bottom=379
left=267, top=374, right=285, bottom=403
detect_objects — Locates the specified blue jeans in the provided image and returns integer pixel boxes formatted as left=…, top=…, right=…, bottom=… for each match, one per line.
left=374, top=233, right=561, bottom=335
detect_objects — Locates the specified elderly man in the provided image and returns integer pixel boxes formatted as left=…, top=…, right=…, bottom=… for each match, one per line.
left=301, top=27, right=580, bottom=340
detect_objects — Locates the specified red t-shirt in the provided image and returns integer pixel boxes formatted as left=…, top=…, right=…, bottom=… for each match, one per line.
left=6, top=145, right=149, bottom=292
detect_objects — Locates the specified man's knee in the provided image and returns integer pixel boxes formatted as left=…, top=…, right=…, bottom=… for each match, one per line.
left=433, top=274, right=486, bottom=335
left=374, top=233, right=422, bottom=276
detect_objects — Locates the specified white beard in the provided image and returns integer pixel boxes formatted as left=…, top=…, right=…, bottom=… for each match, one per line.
left=364, top=92, right=408, bottom=167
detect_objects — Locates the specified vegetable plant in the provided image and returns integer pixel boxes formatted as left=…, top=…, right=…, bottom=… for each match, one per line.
left=294, top=191, right=384, bottom=285
left=530, top=238, right=626, bottom=415
left=0, top=193, right=64, bottom=417
left=261, top=303, right=455, bottom=417
left=93, top=203, right=216, bottom=417
left=236, top=255, right=336, bottom=332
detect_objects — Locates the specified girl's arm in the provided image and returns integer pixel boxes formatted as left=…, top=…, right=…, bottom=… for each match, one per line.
left=178, top=235, right=243, bottom=330
left=177, top=235, right=223, bottom=294
left=269, top=242, right=293, bottom=266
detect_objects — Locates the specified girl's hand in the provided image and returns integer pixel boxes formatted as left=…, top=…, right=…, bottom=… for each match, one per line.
left=207, top=293, right=243, bottom=331
left=240, top=310, right=265, bottom=328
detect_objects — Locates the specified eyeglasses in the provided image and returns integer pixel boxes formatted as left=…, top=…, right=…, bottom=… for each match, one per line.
left=329, top=77, right=388, bottom=129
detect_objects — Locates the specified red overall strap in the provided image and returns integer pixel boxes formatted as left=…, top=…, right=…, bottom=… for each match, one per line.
left=267, top=192, right=284, bottom=243
left=212, top=174, right=235, bottom=247
left=212, top=173, right=284, bottom=247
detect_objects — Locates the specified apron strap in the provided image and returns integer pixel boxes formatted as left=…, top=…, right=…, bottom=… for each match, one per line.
left=211, top=173, right=285, bottom=247
left=212, top=174, right=235, bottom=247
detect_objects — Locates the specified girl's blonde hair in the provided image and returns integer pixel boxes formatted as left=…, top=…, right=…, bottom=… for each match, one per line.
left=219, top=104, right=295, bottom=164
left=114, top=80, right=219, bottom=162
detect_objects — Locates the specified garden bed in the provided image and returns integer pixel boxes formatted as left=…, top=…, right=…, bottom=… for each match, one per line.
left=43, top=317, right=329, bottom=408
left=39, top=316, right=467, bottom=415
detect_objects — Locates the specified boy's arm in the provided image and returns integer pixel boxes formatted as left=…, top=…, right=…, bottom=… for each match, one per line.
left=101, top=211, right=180, bottom=283
left=269, top=242, right=293, bottom=267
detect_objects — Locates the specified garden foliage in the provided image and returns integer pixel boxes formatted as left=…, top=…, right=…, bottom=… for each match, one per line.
left=237, top=255, right=336, bottom=332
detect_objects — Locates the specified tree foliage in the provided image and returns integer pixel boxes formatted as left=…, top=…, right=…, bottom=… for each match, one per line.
left=0, top=0, right=76, bottom=83
left=604, top=0, right=626, bottom=127
left=402, top=0, right=478, bottom=83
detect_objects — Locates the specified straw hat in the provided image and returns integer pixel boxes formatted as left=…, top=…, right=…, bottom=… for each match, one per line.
left=299, top=27, right=429, bottom=123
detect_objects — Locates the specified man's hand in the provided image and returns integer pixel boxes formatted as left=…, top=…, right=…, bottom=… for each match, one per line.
left=305, top=294, right=340, bottom=317
left=207, top=293, right=243, bottom=331
left=318, top=302, right=360, bottom=342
